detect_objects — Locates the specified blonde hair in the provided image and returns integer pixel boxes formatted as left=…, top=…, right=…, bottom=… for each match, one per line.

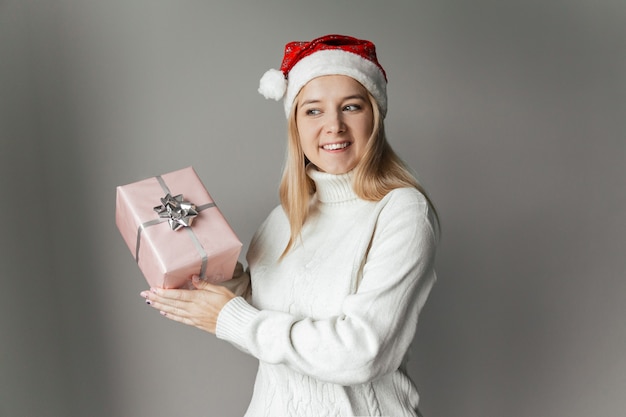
left=279, top=91, right=438, bottom=257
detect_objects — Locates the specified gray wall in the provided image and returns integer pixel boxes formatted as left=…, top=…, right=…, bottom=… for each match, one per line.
left=1, top=1, right=624, bottom=416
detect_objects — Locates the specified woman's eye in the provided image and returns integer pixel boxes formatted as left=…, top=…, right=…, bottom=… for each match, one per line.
left=305, top=108, right=321, bottom=116
left=343, top=104, right=361, bottom=112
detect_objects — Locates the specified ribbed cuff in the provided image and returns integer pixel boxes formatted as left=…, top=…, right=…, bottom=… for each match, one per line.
left=216, top=296, right=259, bottom=351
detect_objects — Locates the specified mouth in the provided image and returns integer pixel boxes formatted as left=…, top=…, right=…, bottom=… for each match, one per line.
left=322, top=142, right=351, bottom=151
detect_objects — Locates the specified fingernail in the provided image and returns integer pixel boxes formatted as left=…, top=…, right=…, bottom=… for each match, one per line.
left=160, top=311, right=167, bottom=317
left=145, top=299, right=151, bottom=305
left=150, top=287, right=157, bottom=294
left=140, top=291, right=148, bottom=298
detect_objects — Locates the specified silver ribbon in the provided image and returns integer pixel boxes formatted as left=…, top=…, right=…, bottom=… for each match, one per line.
left=135, top=175, right=216, bottom=279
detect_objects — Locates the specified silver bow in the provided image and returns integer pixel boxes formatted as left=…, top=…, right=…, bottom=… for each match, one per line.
left=153, top=193, right=199, bottom=231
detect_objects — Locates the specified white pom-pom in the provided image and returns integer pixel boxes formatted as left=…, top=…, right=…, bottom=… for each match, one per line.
left=258, top=69, right=287, bottom=101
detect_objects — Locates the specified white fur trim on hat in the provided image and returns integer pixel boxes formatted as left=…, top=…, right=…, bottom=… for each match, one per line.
left=283, top=49, right=387, bottom=118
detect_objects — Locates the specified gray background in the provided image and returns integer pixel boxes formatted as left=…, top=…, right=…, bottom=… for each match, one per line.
left=1, top=1, right=625, bottom=416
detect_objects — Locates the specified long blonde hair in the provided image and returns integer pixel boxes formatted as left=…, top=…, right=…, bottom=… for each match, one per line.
left=279, top=91, right=438, bottom=257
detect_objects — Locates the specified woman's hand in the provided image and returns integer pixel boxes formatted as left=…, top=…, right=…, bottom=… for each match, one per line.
left=140, top=276, right=236, bottom=334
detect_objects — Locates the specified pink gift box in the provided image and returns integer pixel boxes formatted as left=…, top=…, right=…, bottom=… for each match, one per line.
left=115, top=166, right=242, bottom=289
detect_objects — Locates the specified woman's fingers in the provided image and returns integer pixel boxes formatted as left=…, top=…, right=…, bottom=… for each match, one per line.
left=146, top=287, right=191, bottom=302
left=139, top=281, right=235, bottom=334
left=140, top=288, right=193, bottom=314
left=191, top=275, right=235, bottom=296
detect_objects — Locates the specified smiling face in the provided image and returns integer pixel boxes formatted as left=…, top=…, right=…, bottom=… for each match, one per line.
left=295, top=75, right=374, bottom=175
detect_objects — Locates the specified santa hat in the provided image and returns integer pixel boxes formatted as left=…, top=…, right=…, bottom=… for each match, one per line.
left=258, top=34, right=388, bottom=118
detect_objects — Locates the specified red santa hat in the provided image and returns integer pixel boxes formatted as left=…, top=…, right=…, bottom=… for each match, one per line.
left=258, top=34, right=388, bottom=118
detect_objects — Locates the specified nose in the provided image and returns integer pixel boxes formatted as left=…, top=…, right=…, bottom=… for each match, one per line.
left=325, top=111, right=346, bottom=134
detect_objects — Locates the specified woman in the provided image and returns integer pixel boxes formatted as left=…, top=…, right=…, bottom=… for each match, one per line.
left=141, top=34, right=439, bottom=417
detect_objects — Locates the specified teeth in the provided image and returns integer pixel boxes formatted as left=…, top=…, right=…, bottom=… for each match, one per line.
left=323, top=142, right=349, bottom=150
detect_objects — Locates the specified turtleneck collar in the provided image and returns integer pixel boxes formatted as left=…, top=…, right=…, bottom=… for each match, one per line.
left=306, top=165, right=359, bottom=204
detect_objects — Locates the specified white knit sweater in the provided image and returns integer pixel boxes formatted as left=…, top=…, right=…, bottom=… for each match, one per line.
left=216, top=167, right=438, bottom=417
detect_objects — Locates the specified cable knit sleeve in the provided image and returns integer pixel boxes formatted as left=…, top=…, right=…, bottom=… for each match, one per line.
left=216, top=189, right=438, bottom=385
